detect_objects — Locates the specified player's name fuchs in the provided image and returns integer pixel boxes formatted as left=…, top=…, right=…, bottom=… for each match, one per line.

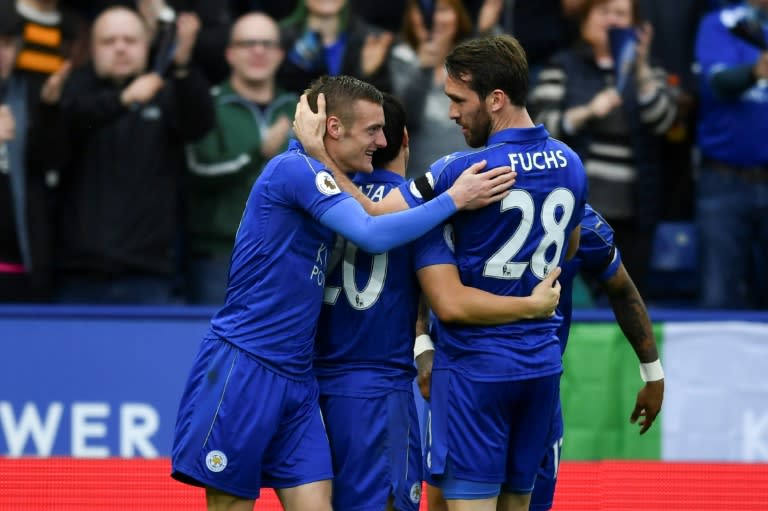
left=508, top=150, right=568, bottom=172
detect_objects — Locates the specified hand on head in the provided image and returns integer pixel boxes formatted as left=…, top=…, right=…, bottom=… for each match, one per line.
left=293, top=92, right=327, bottom=156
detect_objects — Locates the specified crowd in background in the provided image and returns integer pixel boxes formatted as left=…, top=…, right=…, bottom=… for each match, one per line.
left=0, top=0, right=765, bottom=309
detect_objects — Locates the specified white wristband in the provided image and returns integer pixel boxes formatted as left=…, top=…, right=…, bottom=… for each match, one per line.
left=639, top=360, right=664, bottom=382
left=414, top=334, right=435, bottom=359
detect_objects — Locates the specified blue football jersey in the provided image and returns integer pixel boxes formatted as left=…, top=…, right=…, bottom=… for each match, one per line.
left=557, top=204, right=622, bottom=353
left=314, top=169, right=444, bottom=396
left=209, top=140, right=351, bottom=378
left=402, top=126, right=588, bottom=381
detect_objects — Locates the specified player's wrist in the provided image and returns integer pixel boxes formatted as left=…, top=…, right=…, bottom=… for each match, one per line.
left=639, top=359, right=664, bottom=382
left=414, top=334, right=435, bottom=359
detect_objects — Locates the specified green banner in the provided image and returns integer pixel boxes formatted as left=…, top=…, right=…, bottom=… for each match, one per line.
left=560, top=322, right=663, bottom=460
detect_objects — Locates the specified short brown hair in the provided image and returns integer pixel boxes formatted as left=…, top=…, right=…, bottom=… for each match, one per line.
left=305, top=75, right=383, bottom=125
left=445, top=35, right=529, bottom=107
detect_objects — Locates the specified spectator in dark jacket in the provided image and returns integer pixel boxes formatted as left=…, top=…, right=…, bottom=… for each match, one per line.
left=529, top=0, right=677, bottom=294
left=54, top=6, right=214, bottom=304
left=0, top=4, right=69, bottom=302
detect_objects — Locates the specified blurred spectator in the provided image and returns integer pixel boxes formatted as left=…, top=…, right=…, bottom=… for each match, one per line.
left=389, top=0, right=473, bottom=177
left=277, top=0, right=394, bottom=95
left=79, top=1, right=242, bottom=85
left=466, top=0, right=580, bottom=73
left=693, top=0, right=768, bottom=309
left=136, top=0, right=239, bottom=85
left=639, top=0, right=710, bottom=221
left=53, top=6, right=214, bottom=304
left=0, top=3, right=71, bottom=302
left=529, top=0, right=676, bottom=295
left=184, top=12, right=297, bottom=305
left=8, top=0, right=87, bottom=90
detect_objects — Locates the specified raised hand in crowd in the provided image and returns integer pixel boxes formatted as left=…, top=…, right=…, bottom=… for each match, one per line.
left=137, top=0, right=168, bottom=36
left=40, top=61, right=72, bottom=105
left=634, top=22, right=661, bottom=96
left=416, top=21, right=455, bottom=69
left=0, top=105, right=14, bottom=143
left=361, top=31, right=395, bottom=78
left=563, top=87, right=622, bottom=132
left=120, top=72, right=164, bottom=106
left=173, top=11, right=201, bottom=68
left=589, top=87, right=622, bottom=118
left=476, top=0, right=504, bottom=34
left=261, top=116, right=292, bottom=159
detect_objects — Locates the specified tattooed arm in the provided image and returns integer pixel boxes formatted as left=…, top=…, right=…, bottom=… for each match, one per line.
left=601, top=263, right=664, bottom=435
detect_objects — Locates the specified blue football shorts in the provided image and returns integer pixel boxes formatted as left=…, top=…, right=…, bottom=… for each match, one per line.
left=426, top=368, right=559, bottom=497
left=171, top=335, right=333, bottom=499
left=320, top=389, right=423, bottom=511
left=528, top=394, right=564, bottom=511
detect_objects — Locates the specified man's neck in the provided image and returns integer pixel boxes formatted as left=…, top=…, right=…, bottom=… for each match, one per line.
left=382, top=152, right=406, bottom=178
left=230, top=75, right=275, bottom=104
left=491, top=106, right=536, bottom=134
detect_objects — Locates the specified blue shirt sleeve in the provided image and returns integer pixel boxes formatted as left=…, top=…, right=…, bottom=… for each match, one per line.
left=266, top=152, right=351, bottom=220
left=319, top=192, right=458, bottom=254
left=399, top=154, right=467, bottom=208
left=578, top=207, right=622, bottom=282
left=413, top=223, right=458, bottom=271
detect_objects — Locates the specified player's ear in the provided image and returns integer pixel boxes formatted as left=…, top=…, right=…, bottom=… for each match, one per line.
left=488, top=89, right=506, bottom=113
left=402, top=127, right=410, bottom=149
left=326, top=115, right=343, bottom=140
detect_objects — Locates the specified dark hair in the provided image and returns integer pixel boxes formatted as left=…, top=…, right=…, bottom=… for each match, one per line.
left=372, top=93, right=407, bottom=168
left=305, top=75, right=383, bottom=125
left=445, top=34, right=529, bottom=107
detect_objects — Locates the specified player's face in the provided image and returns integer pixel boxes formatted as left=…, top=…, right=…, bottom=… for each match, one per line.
left=226, top=15, right=284, bottom=84
left=582, top=0, right=633, bottom=48
left=336, top=99, right=387, bottom=172
left=444, top=73, right=491, bottom=148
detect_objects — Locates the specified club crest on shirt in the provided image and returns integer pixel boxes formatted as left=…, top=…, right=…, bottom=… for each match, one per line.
left=410, top=482, right=422, bottom=503
left=205, top=450, right=228, bottom=472
left=316, top=171, right=341, bottom=196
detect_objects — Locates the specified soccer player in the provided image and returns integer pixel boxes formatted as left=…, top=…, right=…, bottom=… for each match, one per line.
left=402, top=35, right=588, bottom=511
left=170, top=75, right=516, bottom=511
left=294, top=36, right=588, bottom=511
left=421, top=204, right=665, bottom=511
left=314, top=93, right=563, bottom=511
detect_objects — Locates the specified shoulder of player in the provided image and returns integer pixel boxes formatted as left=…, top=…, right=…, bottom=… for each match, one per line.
left=580, top=209, right=614, bottom=250
left=261, top=148, right=333, bottom=184
left=545, top=136, right=579, bottom=158
left=430, top=146, right=499, bottom=178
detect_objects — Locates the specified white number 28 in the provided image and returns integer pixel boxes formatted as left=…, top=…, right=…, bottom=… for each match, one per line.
left=483, top=188, right=576, bottom=280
